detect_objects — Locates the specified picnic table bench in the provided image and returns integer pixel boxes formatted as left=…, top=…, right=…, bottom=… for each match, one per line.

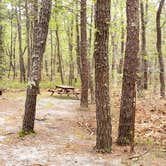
left=48, top=85, right=80, bottom=100
left=0, top=89, right=5, bottom=96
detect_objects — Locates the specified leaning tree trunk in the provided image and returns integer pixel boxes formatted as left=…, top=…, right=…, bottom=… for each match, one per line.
left=156, top=0, right=165, bottom=98
left=22, top=0, right=52, bottom=133
left=117, top=0, right=139, bottom=146
left=80, top=0, right=89, bottom=108
left=94, top=0, right=112, bottom=152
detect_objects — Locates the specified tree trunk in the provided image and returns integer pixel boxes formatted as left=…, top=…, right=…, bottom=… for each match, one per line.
left=12, top=32, right=17, bottom=80
left=76, top=0, right=81, bottom=76
left=80, top=0, right=89, bottom=108
left=45, top=59, right=50, bottom=79
left=56, top=26, right=64, bottom=84
left=25, top=0, right=32, bottom=80
left=117, top=0, right=139, bottom=146
left=140, top=0, right=148, bottom=90
left=50, top=30, right=54, bottom=81
left=8, top=9, right=14, bottom=79
left=16, top=0, right=26, bottom=83
left=118, top=2, right=125, bottom=74
left=88, top=3, right=95, bottom=104
left=22, top=0, right=52, bottom=133
left=94, top=0, right=112, bottom=151
left=156, top=0, right=165, bottom=98
left=67, top=18, right=74, bottom=86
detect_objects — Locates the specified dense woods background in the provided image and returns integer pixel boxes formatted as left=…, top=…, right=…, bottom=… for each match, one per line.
left=0, top=0, right=165, bottom=91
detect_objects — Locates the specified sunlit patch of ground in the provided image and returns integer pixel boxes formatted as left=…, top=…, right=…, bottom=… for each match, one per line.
left=0, top=90, right=165, bottom=166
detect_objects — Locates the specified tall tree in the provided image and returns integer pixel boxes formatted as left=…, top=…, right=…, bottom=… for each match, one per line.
left=118, top=1, right=125, bottom=74
left=117, top=0, right=139, bottom=145
left=22, top=0, right=52, bottom=133
left=25, top=0, right=32, bottom=79
left=156, top=0, right=165, bottom=98
left=75, top=0, right=81, bottom=76
left=140, top=0, right=148, bottom=89
left=94, top=0, right=112, bottom=151
left=50, top=29, right=54, bottom=81
left=80, top=0, right=89, bottom=108
left=16, top=0, right=26, bottom=83
left=56, top=25, right=64, bottom=84
left=67, top=17, right=74, bottom=85
left=88, top=2, right=95, bottom=104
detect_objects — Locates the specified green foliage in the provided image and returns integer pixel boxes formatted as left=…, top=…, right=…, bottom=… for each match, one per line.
left=0, top=80, right=26, bottom=89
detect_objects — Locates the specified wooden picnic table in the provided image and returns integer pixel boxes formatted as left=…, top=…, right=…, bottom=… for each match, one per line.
left=48, top=85, right=80, bottom=100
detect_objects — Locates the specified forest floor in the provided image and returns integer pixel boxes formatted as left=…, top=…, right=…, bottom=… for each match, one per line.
left=0, top=89, right=165, bottom=166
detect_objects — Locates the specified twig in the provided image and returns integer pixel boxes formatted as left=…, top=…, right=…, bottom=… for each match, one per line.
left=128, top=148, right=150, bottom=160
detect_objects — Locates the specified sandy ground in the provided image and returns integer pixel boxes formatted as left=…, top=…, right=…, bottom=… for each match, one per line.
left=0, top=90, right=165, bottom=166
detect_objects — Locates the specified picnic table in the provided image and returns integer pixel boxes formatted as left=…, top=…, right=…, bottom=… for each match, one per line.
left=48, top=85, right=80, bottom=100
left=0, top=89, right=4, bottom=95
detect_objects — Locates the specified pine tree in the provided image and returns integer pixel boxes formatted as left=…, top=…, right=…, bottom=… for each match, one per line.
left=117, top=0, right=139, bottom=146
left=94, top=0, right=112, bottom=152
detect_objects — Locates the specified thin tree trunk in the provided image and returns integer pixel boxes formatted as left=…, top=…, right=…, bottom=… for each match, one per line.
left=117, top=0, right=139, bottom=146
left=13, top=32, right=17, bottom=79
left=16, top=0, right=26, bottom=83
left=140, top=0, right=148, bottom=90
left=88, top=3, right=95, bottom=104
left=118, top=2, right=125, bottom=74
left=156, top=0, right=165, bottom=98
left=67, top=18, right=74, bottom=86
left=25, top=0, right=32, bottom=80
left=94, top=0, right=112, bottom=151
left=56, top=26, right=64, bottom=84
left=76, top=0, right=81, bottom=76
left=45, top=59, right=49, bottom=79
left=8, top=9, right=13, bottom=79
left=80, top=0, right=89, bottom=108
left=50, top=30, right=54, bottom=81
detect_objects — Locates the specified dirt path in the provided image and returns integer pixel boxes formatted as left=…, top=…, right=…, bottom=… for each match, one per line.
left=0, top=92, right=165, bottom=166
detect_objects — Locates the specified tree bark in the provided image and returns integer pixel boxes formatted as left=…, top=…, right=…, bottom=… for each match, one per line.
left=16, top=0, right=26, bottom=83
left=67, top=18, right=74, bottom=85
left=76, top=0, right=81, bottom=76
left=80, top=0, right=89, bottom=108
left=94, top=0, right=112, bottom=151
left=22, top=0, right=52, bottom=132
left=156, top=0, right=165, bottom=98
left=117, top=0, right=139, bottom=145
left=50, top=30, right=54, bottom=81
left=25, top=0, right=32, bottom=80
left=118, top=2, right=125, bottom=74
left=140, top=0, right=148, bottom=90
left=56, top=25, right=64, bottom=84
left=88, top=3, right=95, bottom=104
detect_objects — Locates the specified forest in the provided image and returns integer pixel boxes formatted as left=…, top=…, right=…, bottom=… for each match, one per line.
left=0, top=0, right=165, bottom=165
